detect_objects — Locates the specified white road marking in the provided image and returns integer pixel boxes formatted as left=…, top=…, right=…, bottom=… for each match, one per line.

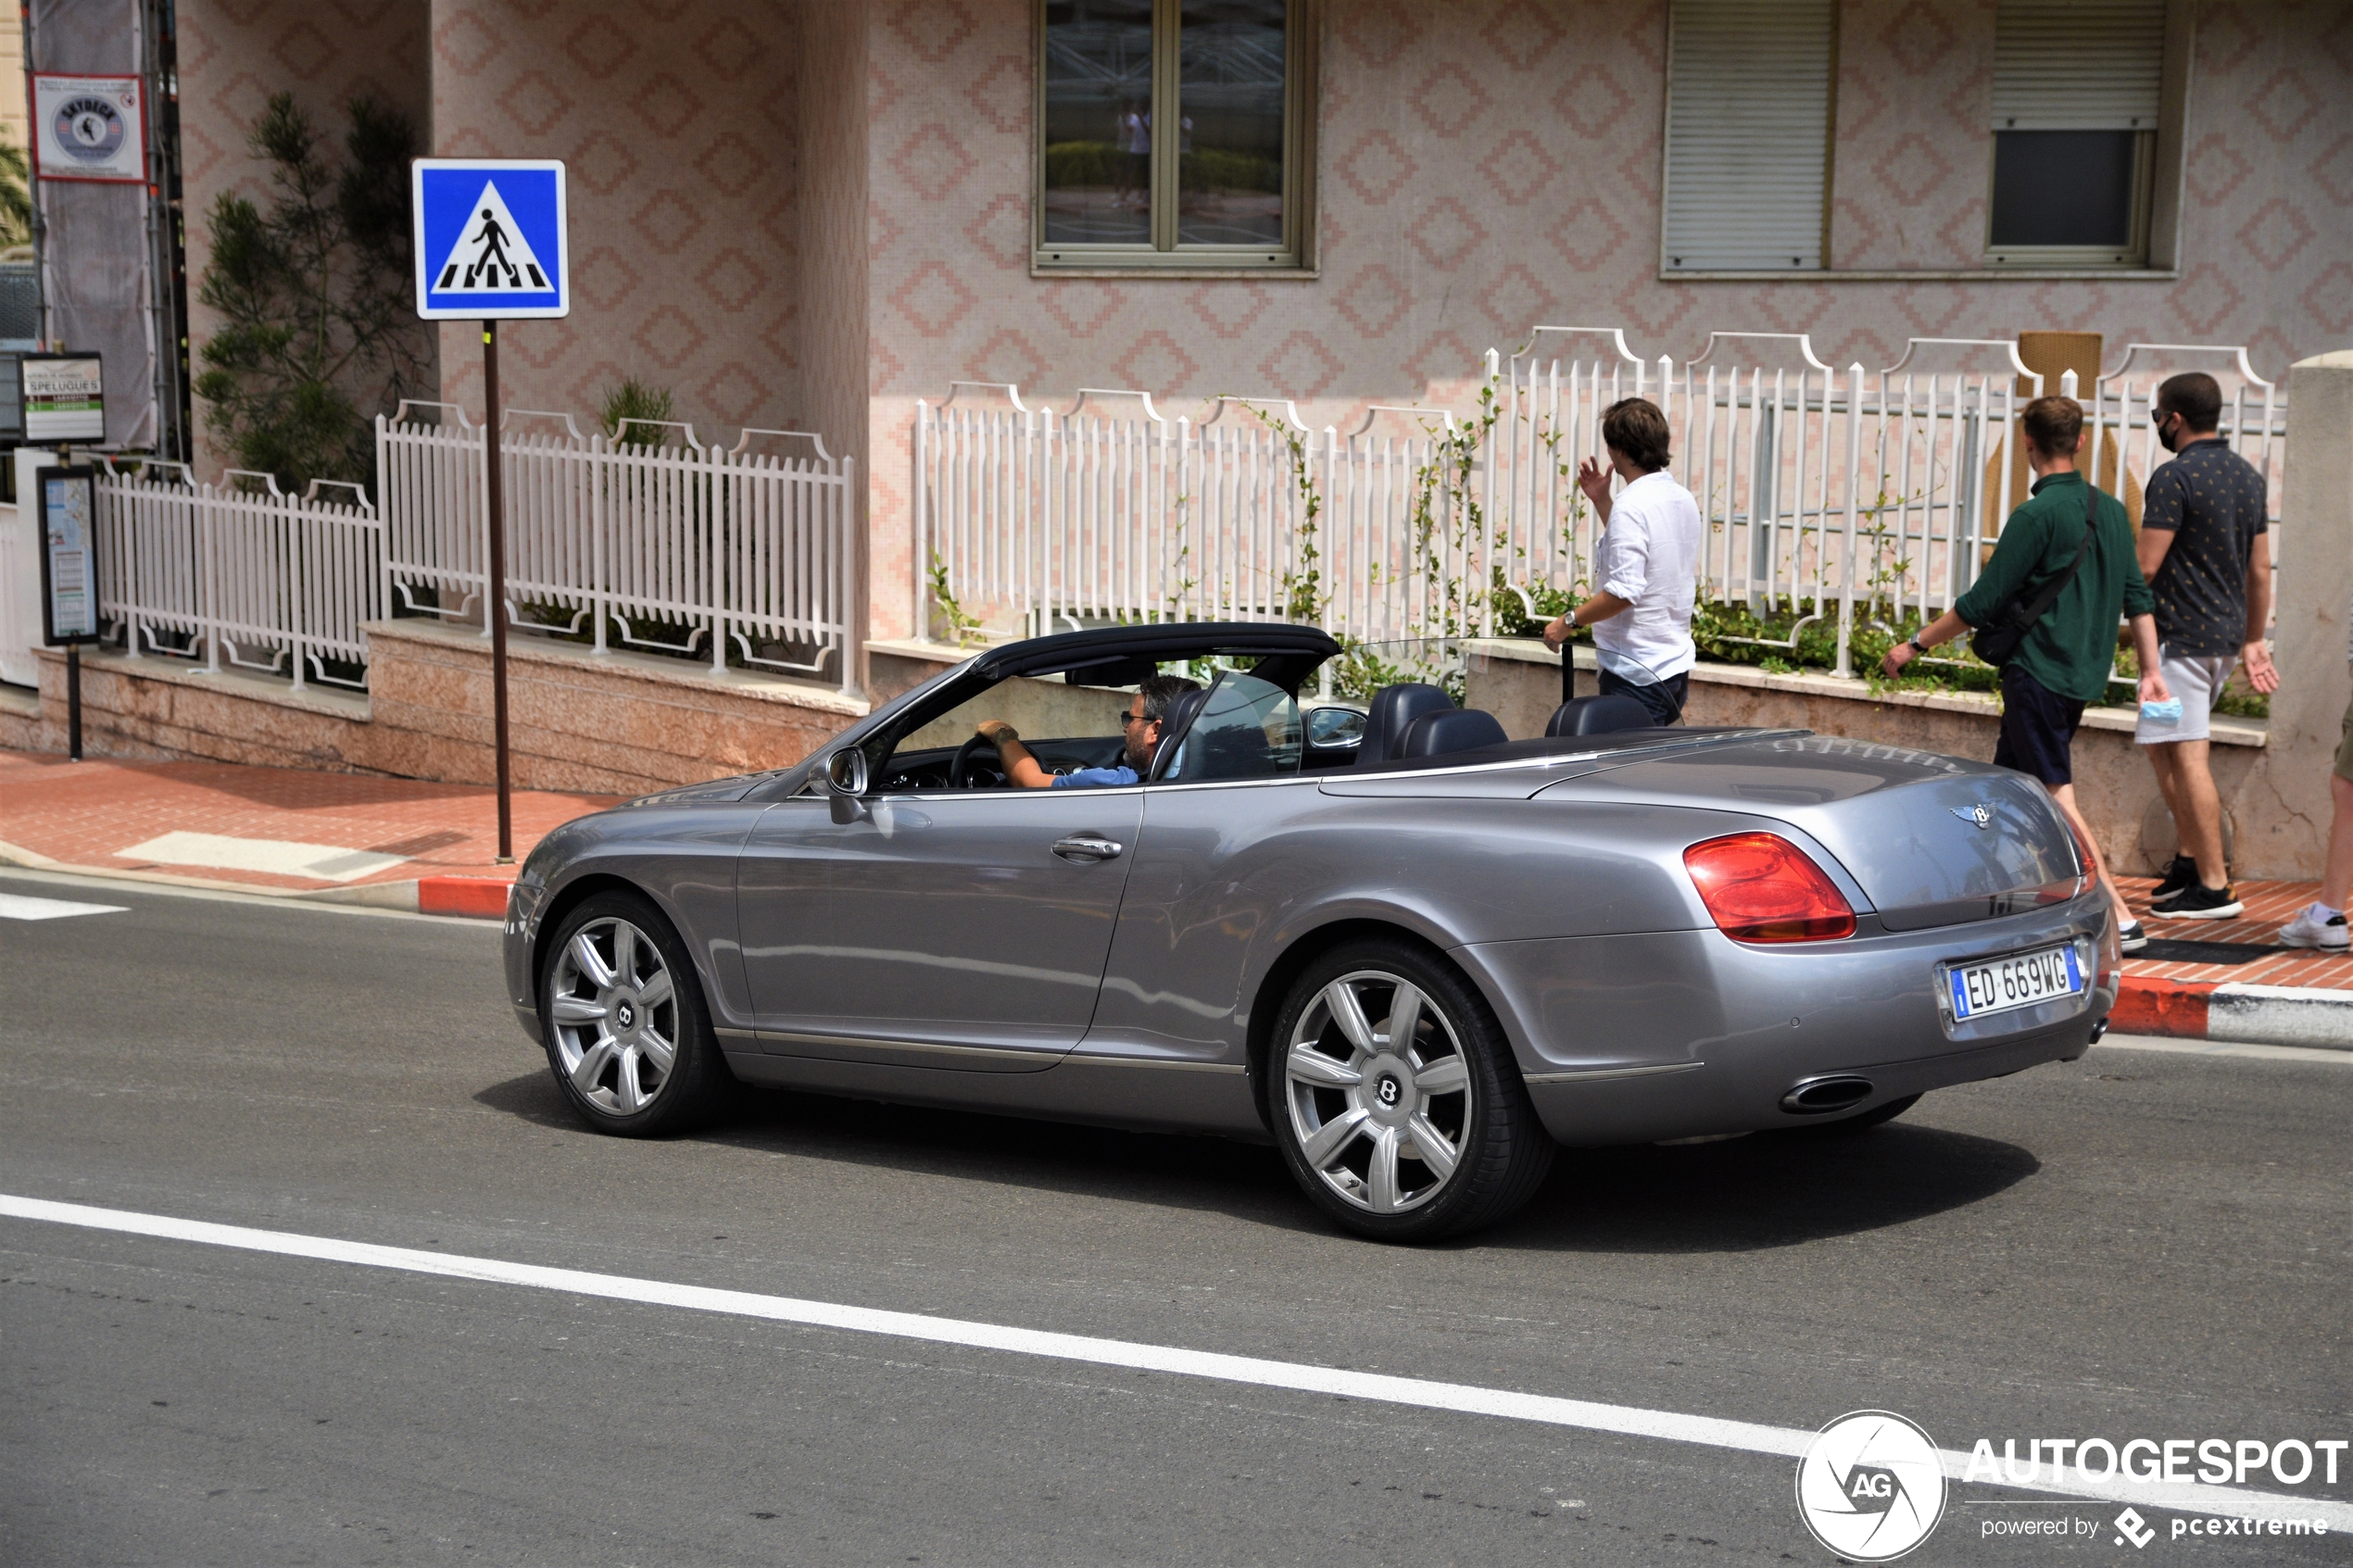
left=2094, top=1035, right=2353, bottom=1066
left=118, top=831, right=407, bottom=884
left=0, top=892, right=129, bottom=922
left=6, top=1193, right=2347, bottom=1529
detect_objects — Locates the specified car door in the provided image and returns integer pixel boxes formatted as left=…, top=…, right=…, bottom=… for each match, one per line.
left=736, top=783, right=1144, bottom=1073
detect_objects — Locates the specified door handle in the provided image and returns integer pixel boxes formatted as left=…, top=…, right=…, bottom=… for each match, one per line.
left=1051, top=834, right=1125, bottom=862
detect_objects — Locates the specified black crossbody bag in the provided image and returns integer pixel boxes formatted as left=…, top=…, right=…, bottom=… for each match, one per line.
left=1971, top=481, right=2098, bottom=668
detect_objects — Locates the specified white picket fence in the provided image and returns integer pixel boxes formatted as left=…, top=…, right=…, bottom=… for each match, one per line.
left=91, top=408, right=857, bottom=693
left=96, top=461, right=384, bottom=690
left=915, top=333, right=2288, bottom=677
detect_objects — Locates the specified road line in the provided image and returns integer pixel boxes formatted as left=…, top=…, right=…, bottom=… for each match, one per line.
left=10, top=1195, right=2348, bottom=1526
left=2093, top=1034, right=2353, bottom=1066
left=0, top=893, right=128, bottom=922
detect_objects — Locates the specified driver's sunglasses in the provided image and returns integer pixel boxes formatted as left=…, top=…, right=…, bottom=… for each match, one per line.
left=1120, top=709, right=1152, bottom=727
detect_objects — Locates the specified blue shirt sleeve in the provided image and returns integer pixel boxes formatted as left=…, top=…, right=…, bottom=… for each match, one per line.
left=1051, top=765, right=1139, bottom=788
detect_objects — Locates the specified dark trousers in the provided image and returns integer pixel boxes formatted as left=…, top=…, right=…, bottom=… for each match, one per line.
left=1599, top=668, right=1689, bottom=726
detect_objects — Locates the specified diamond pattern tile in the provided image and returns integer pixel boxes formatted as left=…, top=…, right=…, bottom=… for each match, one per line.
left=1478, top=131, right=1555, bottom=206
left=1335, top=130, right=1420, bottom=205
left=1408, top=62, right=1490, bottom=139
left=1332, top=264, right=1411, bottom=339
left=888, top=123, right=981, bottom=202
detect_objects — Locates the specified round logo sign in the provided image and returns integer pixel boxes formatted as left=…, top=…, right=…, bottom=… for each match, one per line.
left=56, top=96, right=127, bottom=163
left=1794, top=1410, right=1946, bottom=1562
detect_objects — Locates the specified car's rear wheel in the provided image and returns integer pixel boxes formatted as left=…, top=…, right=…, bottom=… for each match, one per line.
left=1268, top=940, right=1554, bottom=1242
left=541, top=891, right=730, bottom=1136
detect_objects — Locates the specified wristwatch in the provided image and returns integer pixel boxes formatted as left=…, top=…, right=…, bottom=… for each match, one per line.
left=1905, top=636, right=1928, bottom=656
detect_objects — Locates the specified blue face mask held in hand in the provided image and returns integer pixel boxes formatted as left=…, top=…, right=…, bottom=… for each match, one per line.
left=2142, top=697, right=2183, bottom=722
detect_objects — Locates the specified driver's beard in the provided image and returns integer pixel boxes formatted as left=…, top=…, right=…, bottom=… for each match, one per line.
left=1123, top=733, right=1153, bottom=772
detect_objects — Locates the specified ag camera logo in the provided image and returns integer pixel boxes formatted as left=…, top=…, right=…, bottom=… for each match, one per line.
left=1796, top=1411, right=1947, bottom=1561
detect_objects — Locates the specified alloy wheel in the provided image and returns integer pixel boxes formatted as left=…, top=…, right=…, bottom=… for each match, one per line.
left=1283, top=969, right=1473, bottom=1214
left=548, top=916, right=679, bottom=1116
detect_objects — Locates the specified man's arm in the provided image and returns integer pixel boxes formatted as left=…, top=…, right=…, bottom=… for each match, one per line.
left=2129, top=613, right=2171, bottom=706
left=1948, top=507, right=2044, bottom=632
left=975, top=720, right=1055, bottom=787
left=2137, top=465, right=2181, bottom=579
left=2242, top=530, right=2279, bottom=693
left=1541, top=589, right=1633, bottom=650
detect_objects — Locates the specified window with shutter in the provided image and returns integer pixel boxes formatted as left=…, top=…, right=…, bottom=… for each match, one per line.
left=1986, top=0, right=2167, bottom=265
left=1660, top=0, right=1835, bottom=274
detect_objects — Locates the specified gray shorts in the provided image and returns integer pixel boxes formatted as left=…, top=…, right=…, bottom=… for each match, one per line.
left=2134, top=650, right=2235, bottom=745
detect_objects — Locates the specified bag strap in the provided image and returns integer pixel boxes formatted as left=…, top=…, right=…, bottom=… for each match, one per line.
left=2011, top=480, right=2099, bottom=629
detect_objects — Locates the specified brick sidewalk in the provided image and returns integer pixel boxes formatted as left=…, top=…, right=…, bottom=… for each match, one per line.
left=0, top=750, right=622, bottom=893
left=2117, top=873, right=2353, bottom=992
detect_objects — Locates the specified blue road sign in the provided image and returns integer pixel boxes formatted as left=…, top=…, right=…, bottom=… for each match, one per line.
left=411, top=158, right=570, bottom=320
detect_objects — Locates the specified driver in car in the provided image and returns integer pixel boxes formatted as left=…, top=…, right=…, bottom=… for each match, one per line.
left=975, top=674, right=1200, bottom=788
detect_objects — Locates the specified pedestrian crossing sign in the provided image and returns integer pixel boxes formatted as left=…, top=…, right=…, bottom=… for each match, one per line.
left=411, top=158, right=569, bottom=320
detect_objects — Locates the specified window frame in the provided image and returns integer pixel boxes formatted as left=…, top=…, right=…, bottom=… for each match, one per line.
left=1032, top=0, right=1318, bottom=277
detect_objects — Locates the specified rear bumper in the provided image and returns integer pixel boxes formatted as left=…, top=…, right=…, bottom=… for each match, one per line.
left=1456, top=893, right=2117, bottom=1147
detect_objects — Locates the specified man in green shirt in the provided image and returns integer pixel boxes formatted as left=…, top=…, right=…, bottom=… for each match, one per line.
left=1881, top=395, right=2170, bottom=951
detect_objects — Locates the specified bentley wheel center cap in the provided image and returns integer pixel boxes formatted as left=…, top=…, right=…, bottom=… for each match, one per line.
left=614, top=999, right=636, bottom=1032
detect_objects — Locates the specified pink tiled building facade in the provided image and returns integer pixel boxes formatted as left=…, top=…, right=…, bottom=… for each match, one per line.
left=180, top=0, right=2353, bottom=656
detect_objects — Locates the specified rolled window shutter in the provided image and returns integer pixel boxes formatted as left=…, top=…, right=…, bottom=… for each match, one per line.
left=1993, top=1, right=2166, bottom=130
left=1663, top=0, right=1833, bottom=272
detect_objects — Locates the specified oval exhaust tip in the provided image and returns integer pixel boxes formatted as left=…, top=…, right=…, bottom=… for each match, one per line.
left=1780, top=1074, right=1874, bottom=1115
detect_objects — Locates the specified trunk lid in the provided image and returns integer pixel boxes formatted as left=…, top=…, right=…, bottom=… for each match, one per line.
left=1536, top=733, right=2081, bottom=929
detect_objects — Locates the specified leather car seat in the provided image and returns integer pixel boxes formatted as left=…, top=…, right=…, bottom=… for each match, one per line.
left=1358, top=683, right=1455, bottom=763
left=1545, top=695, right=1656, bottom=736
left=1396, top=708, right=1509, bottom=759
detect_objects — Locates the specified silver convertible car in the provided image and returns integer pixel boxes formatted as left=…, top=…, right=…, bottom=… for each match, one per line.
left=503, top=622, right=2120, bottom=1240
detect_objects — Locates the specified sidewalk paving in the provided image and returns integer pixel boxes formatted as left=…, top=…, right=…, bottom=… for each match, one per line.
left=3, top=747, right=2346, bottom=1046
left=0, top=750, right=622, bottom=909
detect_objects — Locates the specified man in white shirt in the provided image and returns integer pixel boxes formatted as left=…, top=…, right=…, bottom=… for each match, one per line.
left=1540, top=397, right=1703, bottom=724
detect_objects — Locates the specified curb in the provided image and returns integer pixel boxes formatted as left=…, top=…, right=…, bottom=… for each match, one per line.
left=418, top=875, right=515, bottom=919
left=2114, top=975, right=2353, bottom=1050
left=2, top=839, right=512, bottom=920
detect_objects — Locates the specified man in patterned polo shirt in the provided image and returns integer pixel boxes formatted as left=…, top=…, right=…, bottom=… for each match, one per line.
left=2134, top=372, right=2280, bottom=921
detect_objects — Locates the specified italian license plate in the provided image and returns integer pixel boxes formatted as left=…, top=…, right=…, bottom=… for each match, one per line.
left=1945, top=943, right=2082, bottom=1021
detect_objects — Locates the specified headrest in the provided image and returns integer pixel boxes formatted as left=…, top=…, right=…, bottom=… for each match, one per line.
left=1545, top=695, right=1656, bottom=736
left=1359, top=683, right=1455, bottom=763
left=1150, top=687, right=1212, bottom=776
left=1397, top=708, right=1509, bottom=759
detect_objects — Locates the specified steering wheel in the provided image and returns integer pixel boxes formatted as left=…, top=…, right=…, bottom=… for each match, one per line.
left=950, top=732, right=1002, bottom=789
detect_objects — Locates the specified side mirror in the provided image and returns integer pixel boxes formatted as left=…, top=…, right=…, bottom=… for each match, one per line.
left=825, top=747, right=870, bottom=823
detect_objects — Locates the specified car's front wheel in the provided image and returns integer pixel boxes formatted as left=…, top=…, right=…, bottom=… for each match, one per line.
left=541, top=891, right=731, bottom=1136
left=1268, top=940, right=1554, bottom=1241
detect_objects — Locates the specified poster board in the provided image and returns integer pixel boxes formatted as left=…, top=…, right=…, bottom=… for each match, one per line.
left=36, top=465, right=101, bottom=646
left=20, top=355, right=106, bottom=444
left=31, top=74, right=148, bottom=184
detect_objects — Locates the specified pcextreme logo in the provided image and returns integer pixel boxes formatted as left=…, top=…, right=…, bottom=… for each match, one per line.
left=1795, top=1411, right=1948, bottom=1561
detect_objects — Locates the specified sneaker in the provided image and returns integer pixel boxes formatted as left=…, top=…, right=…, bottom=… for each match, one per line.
left=2118, top=920, right=2147, bottom=954
left=2147, top=855, right=2198, bottom=907
left=2279, top=902, right=2350, bottom=951
left=2158, top=883, right=2244, bottom=920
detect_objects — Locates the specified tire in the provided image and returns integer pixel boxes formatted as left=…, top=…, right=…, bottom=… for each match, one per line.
left=539, top=890, right=733, bottom=1136
left=1265, top=940, right=1554, bottom=1242
left=1800, top=1092, right=1922, bottom=1135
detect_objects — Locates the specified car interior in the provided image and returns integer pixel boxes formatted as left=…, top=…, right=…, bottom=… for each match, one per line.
left=864, top=639, right=1688, bottom=793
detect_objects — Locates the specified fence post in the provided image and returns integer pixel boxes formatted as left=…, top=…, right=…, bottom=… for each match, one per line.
left=839, top=455, right=858, bottom=695
left=286, top=489, right=308, bottom=693
left=1837, top=361, right=1864, bottom=679
left=913, top=399, right=929, bottom=641
left=591, top=433, right=609, bottom=655
left=201, top=485, right=221, bottom=675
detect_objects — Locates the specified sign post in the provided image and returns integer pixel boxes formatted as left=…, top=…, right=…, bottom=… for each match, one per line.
left=411, top=158, right=570, bottom=862
left=36, top=465, right=101, bottom=760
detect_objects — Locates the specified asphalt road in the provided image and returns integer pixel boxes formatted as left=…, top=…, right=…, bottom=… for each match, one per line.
left=3, top=868, right=2347, bottom=1566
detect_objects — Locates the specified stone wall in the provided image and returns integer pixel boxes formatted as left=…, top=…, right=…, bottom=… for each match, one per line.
left=6, top=621, right=867, bottom=796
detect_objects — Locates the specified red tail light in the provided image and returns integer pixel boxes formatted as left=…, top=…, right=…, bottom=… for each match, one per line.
left=2065, top=815, right=2102, bottom=895
left=1682, top=833, right=1856, bottom=943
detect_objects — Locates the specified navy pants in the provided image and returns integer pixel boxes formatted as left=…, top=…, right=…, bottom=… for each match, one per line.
left=1599, top=668, right=1689, bottom=726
